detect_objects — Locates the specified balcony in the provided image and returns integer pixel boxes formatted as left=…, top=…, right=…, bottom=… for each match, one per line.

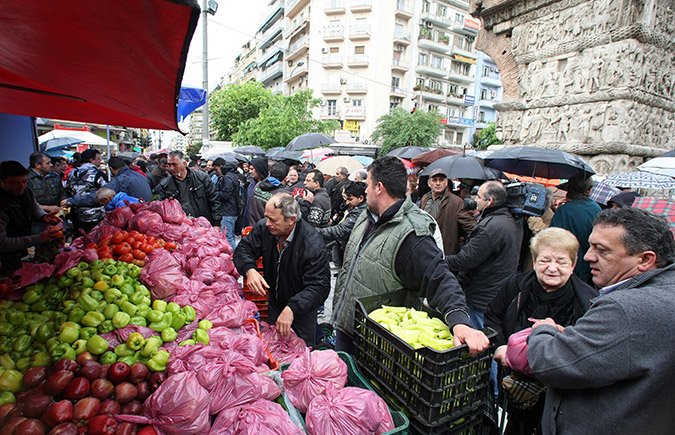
left=418, top=34, right=451, bottom=53
left=324, top=0, right=346, bottom=14
left=285, top=18, right=309, bottom=40
left=416, top=64, right=447, bottom=78
left=349, top=24, right=371, bottom=40
left=391, top=58, right=409, bottom=72
left=479, top=99, right=496, bottom=109
left=446, top=93, right=465, bottom=105
left=320, top=107, right=341, bottom=118
left=323, top=25, right=345, bottom=41
left=347, top=54, right=369, bottom=67
left=445, top=116, right=475, bottom=127
left=286, top=0, right=310, bottom=18
left=420, top=89, right=445, bottom=102
left=481, top=73, right=502, bottom=88
left=350, top=0, right=372, bottom=12
left=452, top=17, right=480, bottom=36
left=451, top=45, right=476, bottom=59
left=395, top=4, right=413, bottom=20
left=393, top=32, right=411, bottom=45
left=448, top=71, right=475, bottom=83
left=421, top=13, right=452, bottom=28
left=321, top=83, right=342, bottom=94
left=259, top=22, right=283, bottom=50
left=390, top=86, right=406, bottom=97
left=344, top=105, right=366, bottom=119
left=441, top=0, right=471, bottom=11
left=347, top=83, right=368, bottom=94
left=258, top=62, right=283, bottom=84
left=286, top=36, right=309, bottom=61
left=322, top=55, right=344, bottom=68
left=284, top=63, right=308, bottom=82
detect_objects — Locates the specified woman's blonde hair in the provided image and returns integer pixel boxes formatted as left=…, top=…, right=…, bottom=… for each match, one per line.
left=530, top=227, right=579, bottom=263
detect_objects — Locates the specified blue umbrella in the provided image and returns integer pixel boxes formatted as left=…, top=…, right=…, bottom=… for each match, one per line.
left=352, top=155, right=373, bottom=166
left=177, top=86, right=207, bottom=122
left=39, top=136, right=84, bottom=152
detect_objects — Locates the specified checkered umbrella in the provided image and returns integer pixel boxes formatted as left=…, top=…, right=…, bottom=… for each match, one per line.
left=603, top=171, right=675, bottom=190
left=400, top=158, right=419, bottom=175
left=631, top=198, right=675, bottom=237
left=589, top=181, right=622, bottom=205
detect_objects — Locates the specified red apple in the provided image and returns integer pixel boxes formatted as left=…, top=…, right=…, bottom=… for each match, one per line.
left=76, top=352, right=95, bottom=366
left=0, top=402, right=18, bottom=427
left=127, top=363, right=149, bottom=385
left=98, top=400, right=120, bottom=416
left=49, top=359, right=79, bottom=375
left=91, top=379, right=114, bottom=400
left=44, top=371, right=75, bottom=396
left=120, top=401, right=142, bottom=416
left=42, top=400, right=74, bottom=429
left=78, top=361, right=102, bottom=382
left=22, top=367, right=49, bottom=390
left=22, top=395, right=53, bottom=418
left=14, top=418, right=47, bottom=435
left=100, top=365, right=110, bottom=380
left=47, top=422, right=79, bottom=435
left=114, top=422, right=136, bottom=435
left=73, top=398, right=101, bottom=425
left=114, top=383, right=136, bottom=404
left=135, top=383, right=150, bottom=402
left=1, top=416, right=27, bottom=435
left=16, top=385, right=45, bottom=404
left=107, top=363, right=130, bottom=385
left=87, top=415, right=117, bottom=435
left=147, top=372, right=165, bottom=392
left=64, top=377, right=90, bottom=401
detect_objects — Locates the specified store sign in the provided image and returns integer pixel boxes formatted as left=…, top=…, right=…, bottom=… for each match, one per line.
left=344, top=120, right=360, bottom=131
left=447, top=116, right=474, bottom=126
left=464, top=95, right=475, bottom=105
left=464, top=17, right=480, bottom=31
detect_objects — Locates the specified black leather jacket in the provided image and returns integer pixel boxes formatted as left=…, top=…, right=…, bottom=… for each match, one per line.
left=27, top=169, right=66, bottom=206
left=155, top=168, right=222, bottom=225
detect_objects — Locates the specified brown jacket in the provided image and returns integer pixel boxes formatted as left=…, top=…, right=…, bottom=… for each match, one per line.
left=420, top=190, right=476, bottom=255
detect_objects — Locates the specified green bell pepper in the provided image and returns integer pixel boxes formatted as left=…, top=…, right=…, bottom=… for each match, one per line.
left=183, top=306, right=196, bottom=322
left=0, top=391, right=15, bottom=406
left=14, top=335, right=32, bottom=352
left=193, top=329, right=210, bottom=345
left=136, top=304, right=150, bottom=317
left=119, top=283, right=135, bottom=297
left=8, top=310, right=25, bottom=327
left=68, top=307, right=86, bottom=323
left=78, top=292, right=99, bottom=312
left=103, top=303, right=119, bottom=320
left=91, top=290, right=104, bottom=302
left=104, top=265, right=118, bottom=276
left=58, top=322, right=81, bottom=344
left=81, top=277, right=95, bottom=289
left=72, top=339, right=88, bottom=355
left=112, top=312, right=131, bottom=329
left=66, top=267, right=81, bottom=279
left=166, top=302, right=181, bottom=314
left=147, top=310, right=164, bottom=323
left=147, top=350, right=169, bottom=372
left=179, top=339, right=196, bottom=346
left=121, top=301, right=138, bottom=317
left=98, top=320, right=114, bottom=334
left=46, top=337, right=60, bottom=353
left=13, top=302, right=29, bottom=312
left=104, top=288, right=122, bottom=304
left=129, top=316, right=147, bottom=327
left=50, top=343, right=76, bottom=361
left=58, top=275, right=74, bottom=289
left=61, top=299, right=76, bottom=313
left=149, top=312, right=172, bottom=332
left=77, top=261, right=90, bottom=270
left=198, top=319, right=213, bottom=330
left=141, top=296, right=152, bottom=307
left=127, top=333, right=145, bottom=351
left=118, top=355, right=136, bottom=366
left=31, top=351, right=52, bottom=367
left=0, top=323, right=12, bottom=336
left=15, top=357, right=31, bottom=372
left=22, top=289, right=42, bottom=305
left=114, top=344, right=135, bottom=357
left=161, top=327, right=177, bottom=342
left=171, top=312, right=187, bottom=331
left=110, top=274, right=125, bottom=288
left=99, top=351, right=117, bottom=364
left=128, top=265, right=142, bottom=279
left=141, top=336, right=162, bottom=357
left=81, top=311, right=105, bottom=327
left=0, top=354, right=15, bottom=370
left=86, top=335, right=109, bottom=355
left=79, top=327, right=98, bottom=340
left=152, top=300, right=167, bottom=312
left=95, top=301, right=108, bottom=312
left=0, top=369, right=22, bottom=392
left=129, top=290, right=144, bottom=305
left=133, top=351, right=149, bottom=364
left=30, top=299, right=51, bottom=313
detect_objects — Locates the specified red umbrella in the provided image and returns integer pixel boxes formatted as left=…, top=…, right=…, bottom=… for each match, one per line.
left=631, top=198, right=675, bottom=237
left=411, top=148, right=463, bottom=167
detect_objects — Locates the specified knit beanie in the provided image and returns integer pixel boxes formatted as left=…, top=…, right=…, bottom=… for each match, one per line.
left=250, top=157, right=269, bottom=180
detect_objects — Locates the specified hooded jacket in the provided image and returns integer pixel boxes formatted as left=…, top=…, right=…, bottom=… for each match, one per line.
left=66, top=163, right=107, bottom=223
left=155, top=168, right=222, bottom=225
left=216, top=162, right=242, bottom=217
left=248, top=178, right=290, bottom=225
left=298, top=187, right=331, bottom=228
left=316, top=202, right=367, bottom=257
left=104, top=166, right=152, bottom=202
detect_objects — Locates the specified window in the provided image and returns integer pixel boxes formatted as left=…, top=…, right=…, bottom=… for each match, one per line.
left=438, top=6, right=447, bottom=17
left=428, top=104, right=438, bottom=111
left=455, top=13, right=463, bottom=23
left=448, top=84, right=458, bottom=95
left=416, top=77, right=425, bottom=87
left=479, top=111, right=486, bottom=122
left=419, top=52, right=428, bottom=66
left=352, top=99, right=363, bottom=106
left=456, top=132, right=463, bottom=144
left=423, top=1, right=430, bottom=12
left=431, top=55, right=443, bottom=69
left=392, top=76, right=400, bottom=87
left=483, top=66, right=490, bottom=77
left=355, top=46, right=365, bottom=54
left=395, top=23, right=404, bottom=38
left=480, top=88, right=488, bottom=100
left=429, top=80, right=441, bottom=91
left=330, top=47, right=340, bottom=53
left=390, top=97, right=402, bottom=111
left=327, top=99, right=337, bottom=116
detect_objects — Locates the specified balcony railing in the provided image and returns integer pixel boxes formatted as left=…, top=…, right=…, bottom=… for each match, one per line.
left=347, top=54, right=369, bottom=66
left=323, top=26, right=345, bottom=39
left=324, top=0, right=345, bottom=14
left=392, top=58, right=409, bottom=69
left=322, top=55, right=344, bottom=67
left=321, top=107, right=341, bottom=117
left=321, top=83, right=342, bottom=93
left=390, top=86, right=406, bottom=95
left=350, top=0, right=372, bottom=12
left=349, top=24, right=370, bottom=38
left=393, top=32, right=411, bottom=43
left=347, top=83, right=368, bottom=93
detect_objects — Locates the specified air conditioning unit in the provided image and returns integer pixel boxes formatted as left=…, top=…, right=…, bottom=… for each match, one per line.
left=339, top=77, right=347, bottom=84
left=396, top=44, right=404, bottom=51
left=320, top=99, right=327, bottom=106
left=343, top=97, right=350, bottom=103
left=321, top=48, right=328, bottom=53
left=425, top=22, right=433, bottom=28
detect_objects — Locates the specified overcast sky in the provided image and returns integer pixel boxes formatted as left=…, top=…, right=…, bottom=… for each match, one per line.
left=181, top=0, right=268, bottom=90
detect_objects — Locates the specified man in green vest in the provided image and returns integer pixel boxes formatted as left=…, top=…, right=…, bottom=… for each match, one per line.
left=332, top=156, right=489, bottom=355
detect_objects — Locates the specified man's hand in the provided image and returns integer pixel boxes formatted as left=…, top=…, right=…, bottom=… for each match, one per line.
left=493, top=345, right=508, bottom=366
left=302, top=190, right=314, bottom=203
left=452, top=324, right=489, bottom=356
left=60, top=199, right=70, bottom=208
left=276, top=306, right=294, bottom=338
left=42, top=211, right=62, bottom=225
left=41, top=205, right=61, bottom=214
left=532, top=317, right=565, bottom=333
left=245, top=269, right=269, bottom=297
left=39, top=225, right=63, bottom=243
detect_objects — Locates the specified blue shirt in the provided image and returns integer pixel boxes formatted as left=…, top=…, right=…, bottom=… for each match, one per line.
left=106, top=192, right=139, bottom=210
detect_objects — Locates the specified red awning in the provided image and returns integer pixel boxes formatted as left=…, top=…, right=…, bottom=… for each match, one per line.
left=0, top=0, right=200, bottom=131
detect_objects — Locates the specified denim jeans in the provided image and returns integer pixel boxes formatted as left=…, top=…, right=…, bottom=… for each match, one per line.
left=220, top=216, right=237, bottom=250
left=468, top=303, right=485, bottom=330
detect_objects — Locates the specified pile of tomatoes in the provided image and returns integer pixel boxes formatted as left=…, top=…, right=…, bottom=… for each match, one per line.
left=88, top=231, right=177, bottom=267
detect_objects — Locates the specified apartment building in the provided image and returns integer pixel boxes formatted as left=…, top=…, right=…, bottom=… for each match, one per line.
left=228, top=40, right=259, bottom=85
left=242, top=0, right=502, bottom=147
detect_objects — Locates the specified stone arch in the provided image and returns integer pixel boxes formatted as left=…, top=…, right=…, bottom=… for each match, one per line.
left=475, top=27, right=520, bottom=100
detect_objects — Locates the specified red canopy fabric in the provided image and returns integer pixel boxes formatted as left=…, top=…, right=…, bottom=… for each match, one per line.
left=0, top=0, right=200, bottom=131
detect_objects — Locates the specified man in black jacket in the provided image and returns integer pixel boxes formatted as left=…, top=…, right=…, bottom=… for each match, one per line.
left=298, top=169, right=331, bottom=228
left=27, top=152, right=66, bottom=213
left=445, top=181, right=523, bottom=329
left=213, top=158, right=242, bottom=249
left=155, top=151, right=222, bottom=226
left=248, top=162, right=289, bottom=225
left=233, top=193, right=330, bottom=346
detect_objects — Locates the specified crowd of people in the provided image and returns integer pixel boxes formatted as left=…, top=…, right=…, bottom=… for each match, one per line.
left=1, top=148, right=674, bottom=434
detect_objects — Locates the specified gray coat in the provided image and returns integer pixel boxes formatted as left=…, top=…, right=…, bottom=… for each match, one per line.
left=528, top=264, right=675, bottom=435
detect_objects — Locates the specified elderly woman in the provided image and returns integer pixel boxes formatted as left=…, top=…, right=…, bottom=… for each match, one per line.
left=485, top=227, right=597, bottom=435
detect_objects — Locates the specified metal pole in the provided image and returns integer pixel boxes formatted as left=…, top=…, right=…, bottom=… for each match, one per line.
left=201, top=0, right=210, bottom=149
left=106, top=125, right=111, bottom=179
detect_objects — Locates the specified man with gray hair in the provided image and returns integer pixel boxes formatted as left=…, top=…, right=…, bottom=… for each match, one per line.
left=445, top=180, right=523, bottom=328
left=528, top=207, right=675, bottom=434
left=233, top=193, right=330, bottom=346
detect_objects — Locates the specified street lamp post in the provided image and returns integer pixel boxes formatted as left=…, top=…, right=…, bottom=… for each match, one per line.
left=201, top=0, right=218, bottom=149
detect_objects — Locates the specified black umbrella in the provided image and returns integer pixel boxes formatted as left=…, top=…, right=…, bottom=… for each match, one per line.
left=420, top=155, right=505, bottom=180
left=386, top=146, right=429, bottom=160
left=39, top=136, right=84, bottom=152
left=234, top=145, right=266, bottom=155
left=118, top=151, right=140, bottom=159
left=269, top=151, right=301, bottom=165
left=483, top=146, right=595, bottom=179
left=265, top=147, right=284, bottom=157
left=286, top=133, right=336, bottom=151
left=211, top=153, right=248, bottom=164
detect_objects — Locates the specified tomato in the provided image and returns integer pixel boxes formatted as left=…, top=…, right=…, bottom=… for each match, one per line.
left=131, top=259, right=145, bottom=267
left=165, top=242, right=177, bottom=251
left=119, top=253, right=134, bottom=263
left=146, top=236, right=156, bottom=245
left=131, top=240, right=143, bottom=250
left=113, top=242, right=132, bottom=256
left=139, top=243, right=153, bottom=254
left=99, top=251, right=113, bottom=260
left=132, top=249, right=146, bottom=260
left=134, top=233, right=145, bottom=242
left=86, top=243, right=98, bottom=250
left=155, top=239, right=166, bottom=248
left=111, top=231, right=128, bottom=244
left=99, top=235, right=113, bottom=247
left=128, top=230, right=139, bottom=239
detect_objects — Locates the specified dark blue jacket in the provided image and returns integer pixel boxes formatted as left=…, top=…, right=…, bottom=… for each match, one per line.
left=105, top=167, right=152, bottom=202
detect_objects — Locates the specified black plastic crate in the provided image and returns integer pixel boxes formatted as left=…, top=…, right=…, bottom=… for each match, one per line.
left=407, top=403, right=488, bottom=435
left=353, top=289, right=496, bottom=426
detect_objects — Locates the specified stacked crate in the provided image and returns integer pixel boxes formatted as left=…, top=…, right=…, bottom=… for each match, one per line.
left=241, top=227, right=268, bottom=322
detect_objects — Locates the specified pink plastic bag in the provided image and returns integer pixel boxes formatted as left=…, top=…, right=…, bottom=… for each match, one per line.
left=160, top=199, right=187, bottom=224
left=206, top=300, right=248, bottom=328
left=306, top=384, right=395, bottom=435
left=141, top=249, right=188, bottom=300
left=281, top=349, right=348, bottom=414
left=84, top=224, right=120, bottom=245
left=261, top=324, right=307, bottom=365
left=209, top=399, right=303, bottom=435
left=260, top=375, right=281, bottom=400
left=53, top=249, right=84, bottom=276
left=16, top=263, right=56, bottom=287
left=129, top=210, right=165, bottom=238
left=105, top=206, right=134, bottom=228
left=505, top=328, right=533, bottom=376
left=115, top=371, right=210, bottom=435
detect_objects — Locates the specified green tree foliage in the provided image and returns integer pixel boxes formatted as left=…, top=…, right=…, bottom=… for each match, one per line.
left=371, top=107, right=442, bottom=157
left=209, top=82, right=273, bottom=141
left=473, top=122, right=501, bottom=150
left=232, top=89, right=339, bottom=150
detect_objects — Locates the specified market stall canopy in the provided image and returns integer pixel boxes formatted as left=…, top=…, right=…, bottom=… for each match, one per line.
left=0, top=0, right=200, bottom=131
